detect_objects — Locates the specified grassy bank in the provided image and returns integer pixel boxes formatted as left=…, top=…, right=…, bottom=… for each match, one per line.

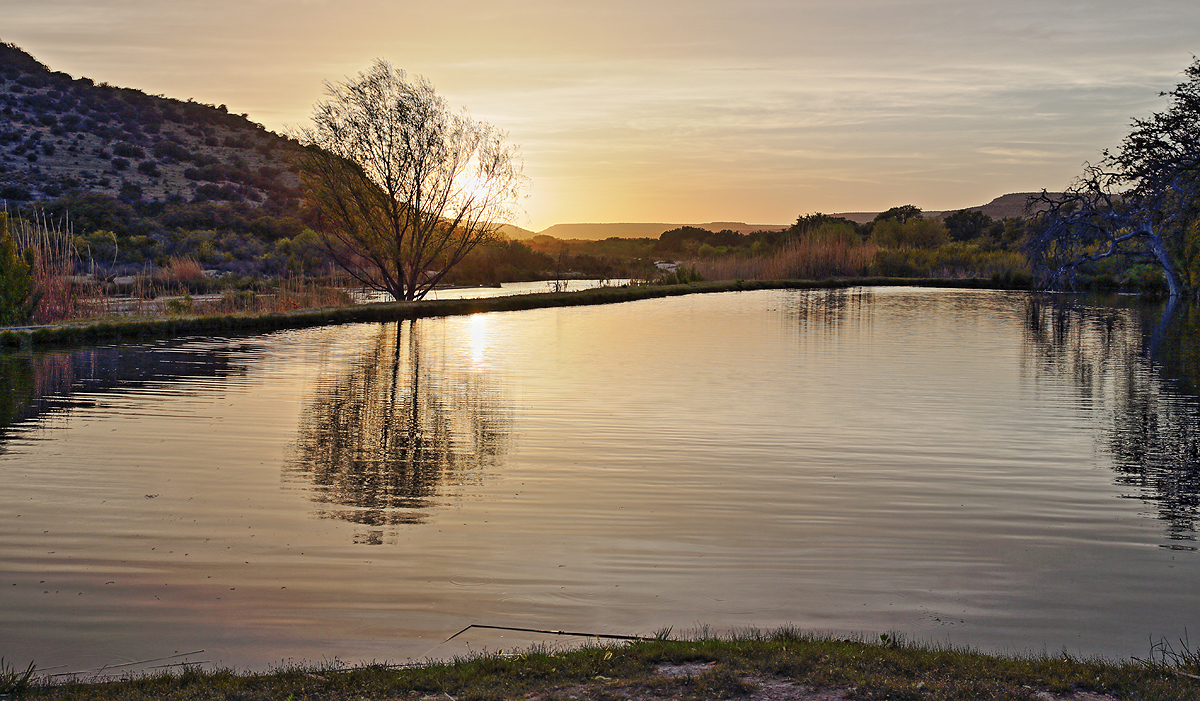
left=6, top=628, right=1198, bottom=701
left=0, top=278, right=1029, bottom=349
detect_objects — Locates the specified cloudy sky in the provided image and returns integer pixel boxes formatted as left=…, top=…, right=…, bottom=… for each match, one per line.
left=2, top=0, right=1197, bottom=229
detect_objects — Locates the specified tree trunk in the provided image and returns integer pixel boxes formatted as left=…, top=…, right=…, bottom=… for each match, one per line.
left=1143, top=224, right=1185, bottom=298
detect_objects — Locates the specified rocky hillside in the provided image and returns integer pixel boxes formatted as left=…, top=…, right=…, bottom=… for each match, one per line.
left=0, top=41, right=301, bottom=213
left=0, top=42, right=325, bottom=276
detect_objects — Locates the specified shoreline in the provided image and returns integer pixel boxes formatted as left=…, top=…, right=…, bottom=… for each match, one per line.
left=0, top=277, right=1031, bottom=349
left=8, top=628, right=1197, bottom=700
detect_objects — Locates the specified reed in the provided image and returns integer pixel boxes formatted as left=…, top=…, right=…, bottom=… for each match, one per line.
left=5, top=210, right=103, bottom=324
left=869, top=243, right=1030, bottom=280
left=269, top=276, right=355, bottom=312
left=691, top=226, right=878, bottom=281
left=201, top=277, right=355, bottom=315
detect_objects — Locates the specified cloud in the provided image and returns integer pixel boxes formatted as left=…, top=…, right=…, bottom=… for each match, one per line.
left=2, top=0, right=1197, bottom=225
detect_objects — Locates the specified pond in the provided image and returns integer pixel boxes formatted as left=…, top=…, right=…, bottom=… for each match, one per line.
left=1, top=287, right=1197, bottom=674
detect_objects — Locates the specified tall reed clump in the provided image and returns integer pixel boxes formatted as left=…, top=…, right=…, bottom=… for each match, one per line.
left=691, top=223, right=877, bottom=281
left=6, top=210, right=100, bottom=324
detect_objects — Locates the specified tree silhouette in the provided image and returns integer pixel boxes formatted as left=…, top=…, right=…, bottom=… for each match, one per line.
left=295, top=61, right=527, bottom=301
left=1027, top=58, right=1200, bottom=298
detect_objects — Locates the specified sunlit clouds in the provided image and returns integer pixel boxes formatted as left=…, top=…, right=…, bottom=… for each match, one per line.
left=2, top=0, right=1197, bottom=228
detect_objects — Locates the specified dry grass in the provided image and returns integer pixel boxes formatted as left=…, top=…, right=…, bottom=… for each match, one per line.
left=153, top=256, right=206, bottom=286
left=692, top=231, right=878, bottom=282
left=5, top=212, right=104, bottom=324
left=205, top=278, right=355, bottom=314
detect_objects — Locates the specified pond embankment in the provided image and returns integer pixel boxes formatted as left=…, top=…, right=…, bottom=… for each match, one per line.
left=10, top=630, right=1198, bottom=701
left=0, top=277, right=1023, bottom=349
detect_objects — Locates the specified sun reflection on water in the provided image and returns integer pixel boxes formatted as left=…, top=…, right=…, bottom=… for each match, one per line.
left=468, top=313, right=488, bottom=365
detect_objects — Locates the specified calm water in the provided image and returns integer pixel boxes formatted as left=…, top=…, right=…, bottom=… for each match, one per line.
left=1, top=287, right=1198, bottom=673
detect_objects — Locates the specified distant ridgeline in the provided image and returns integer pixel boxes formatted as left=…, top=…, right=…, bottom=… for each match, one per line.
left=0, top=41, right=314, bottom=276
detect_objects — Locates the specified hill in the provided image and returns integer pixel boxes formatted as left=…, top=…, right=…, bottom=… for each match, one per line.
left=833, top=193, right=1050, bottom=224
left=0, top=41, right=324, bottom=277
left=952, top=192, right=1047, bottom=219
left=0, top=42, right=302, bottom=211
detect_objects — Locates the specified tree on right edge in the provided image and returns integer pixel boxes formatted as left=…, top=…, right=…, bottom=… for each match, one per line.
left=1026, top=58, right=1200, bottom=298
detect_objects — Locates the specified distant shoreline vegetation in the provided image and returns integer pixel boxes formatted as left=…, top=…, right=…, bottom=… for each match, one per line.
left=1, top=277, right=1033, bottom=349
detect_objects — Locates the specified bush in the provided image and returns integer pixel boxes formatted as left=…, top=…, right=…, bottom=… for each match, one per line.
left=0, top=185, right=31, bottom=200
left=870, top=218, right=950, bottom=249
left=0, top=213, right=34, bottom=325
left=152, top=140, right=195, bottom=162
left=869, top=242, right=1029, bottom=280
left=654, top=266, right=704, bottom=285
left=118, top=181, right=142, bottom=202
left=164, top=292, right=194, bottom=315
left=112, top=142, right=145, bottom=158
left=155, top=256, right=206, bottom=285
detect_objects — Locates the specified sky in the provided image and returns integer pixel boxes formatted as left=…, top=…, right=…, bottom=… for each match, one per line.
left=1, top=0, right=1198, bottom=231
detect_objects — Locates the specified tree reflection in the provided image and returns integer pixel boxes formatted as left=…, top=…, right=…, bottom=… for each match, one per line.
left=783, top=287, right=874, bottom=328
left=285, top=320, right=511, bottom=538
left=1024, top=296, right=1200, bottom=544
left=0, top=342, right=247, bottom=443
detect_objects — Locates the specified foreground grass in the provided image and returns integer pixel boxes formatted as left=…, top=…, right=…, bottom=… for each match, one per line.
left=0, top=277, right=1026, bottom=349
left=10, top=629, right=1199, bottom=701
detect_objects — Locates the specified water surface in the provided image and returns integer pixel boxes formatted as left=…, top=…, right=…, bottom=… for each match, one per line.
left=1, top=288, right=1197, bottom=672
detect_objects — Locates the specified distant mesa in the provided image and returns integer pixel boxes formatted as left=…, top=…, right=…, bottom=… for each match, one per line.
left=821, top=193, right=1049, bottom=225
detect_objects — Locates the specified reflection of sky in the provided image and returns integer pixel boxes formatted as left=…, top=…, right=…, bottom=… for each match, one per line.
left=3, top=290, right=1200, bottom=673
left=4, top=0, right=1198, bottom=227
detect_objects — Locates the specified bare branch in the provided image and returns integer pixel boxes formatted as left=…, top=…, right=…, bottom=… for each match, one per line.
left=1024, top=59, right=1200, bottom=299
left=292, top=61, right=527, bottom=301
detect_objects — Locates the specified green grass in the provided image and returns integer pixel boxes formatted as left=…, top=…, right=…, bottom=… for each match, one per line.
left=0, top=277, right=1029, bottom=349
left=1, top=657, right=37, bottom=696
left=12, top=628, right=1200, bottom=701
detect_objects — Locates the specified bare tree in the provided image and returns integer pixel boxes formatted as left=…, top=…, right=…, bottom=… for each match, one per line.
left=295, top=60, right=527, bottom=301
left=1026, top=58, right=1200, bottom=299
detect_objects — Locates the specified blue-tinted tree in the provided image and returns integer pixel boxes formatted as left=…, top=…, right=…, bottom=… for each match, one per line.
left=1027, top=58, right=1200, bottom=298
